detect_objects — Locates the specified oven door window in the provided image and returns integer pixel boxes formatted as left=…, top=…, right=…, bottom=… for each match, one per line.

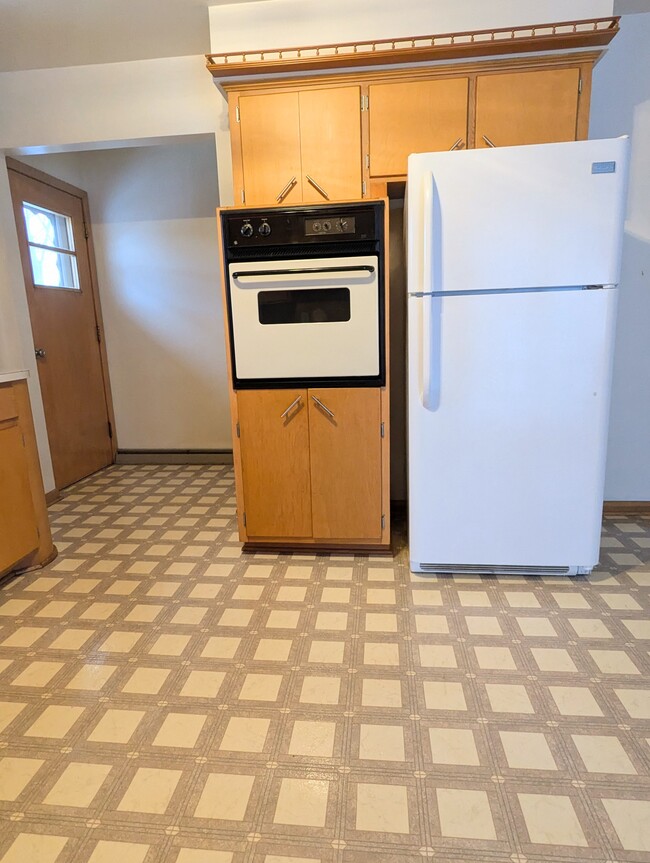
left=257, top=287, right=351, bottom=325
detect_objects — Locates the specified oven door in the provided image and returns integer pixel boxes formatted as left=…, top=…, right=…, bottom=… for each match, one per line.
left=227, top=255, right=381, bottom=386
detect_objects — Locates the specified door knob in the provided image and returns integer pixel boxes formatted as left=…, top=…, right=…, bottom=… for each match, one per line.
left=35, top=348, right=46, bottom=359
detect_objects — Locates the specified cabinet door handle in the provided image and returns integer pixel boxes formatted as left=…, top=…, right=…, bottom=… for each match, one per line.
left=305, top=174, right=330, bottom=200
left=280, top=394, right=302, bottom=418
left=276, top=176, right=297, bottom=202
left=482, top=134, right=496, bottom=148
left=449, top=137, right=464, bottom=151
left=311, top=395, right=335, bottom=418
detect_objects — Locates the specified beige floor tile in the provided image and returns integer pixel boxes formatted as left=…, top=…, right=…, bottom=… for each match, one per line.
left=0, top=833, right=68, bottom=863
left=531, top=648, right=577, bottom=673
left=518, top=793, right=587, bottom=846
left=315, top=611, right=348, bottom=631
left=202, top=636, right=241, bottom=659
left=458, top=591, right=492, bottom=607
left=190, top=583, right=222, bottom=599
left=24, top=705, right=85, bottom=739
left=0, top=599, right=34, bottom=615
left=243, top=564, right=273, bottom=579
left=0, top=757, right=44, bottom=801
left=87, top=840, right=150, bottom=863
left=274, top=777, right=330, bottom=827
left=367, top=588, right=396, bottom=605
left=423, top=681, right=467, bottom=711
left=266, top=610, right=300, bottom=629
left=165, top=562, right=195, bottom=575
left=194, top=772, right=255, bottom=820
left=288, top=720, right=336, bottom=757
left=474, top=646, right=516, bottom=670
left=147, top=582, right=181, bottom=597
left=176, top=851, right=233, bottom=863
left=122, top=667, right=170, bottom=695
left=36, top=600, right=77, bottom=618
left=0, top=658, right=12, bottom=675
left=552, top=591, right=591, bottom=609
left=153, top=713, right=206, bottom=748
left=48, top=628, right=95, bottom=650
left=572, top=734, right=636, bottom=774
left=368, top=567, right=395, bottom=582
left=356, top=783, right=409, bottom=833
left=325, top=566, right=353, bottom=581
left=411, top=589, right=442, bottom=606
left=364, top=612, right=398, bottom=632
left=505, top=591, right=540, bottom=608
left=232, top=585, right=264, bottom=601
left=602, top=593, right=642, bottom=611
left=277, top=586, right=307, bottom=603
left=43, top=762, right=112, bottom=807
left=437, top=788, right=496, bottom=840
left=64, top=578, right=101, bottom=594
left=419, top=644, right=457, bottom=668
left=363, top=642, right=399, bottom=666
left=1, top=627, right=48, bottom=648
left=98, top=631, right=142, bottom=653
left=283, top=565, right=313, bottom=580
left=254, top=638, right=293, bottom=662
left=614, top=688, right=650, bottom=719
left=219, top=717, right=270, bottom=753
left=516, top=617, right=557, bottom=637
left=465, top=616, right=502, bottom=636
left=0, top=702, right=26, bottom=733
left=127, top=561, right=157, bottom=575
left=66, top=663, right=116, bottom=691
left=239, top=673, right=283, bottom=702
left=125, top=604, right=164, bottom=623
left=359, top=724, right=405, bottom=761
left=149, top=634, right=191, bottom=656
left=361, top=678, right=402, bottom=708
left=622, top=619, right=650, bottom=639
left=117, top=766, right=182, bottom=813
left=172, top=606, right=207, bottom=625
left=87, top=709, right=145, bottom=744
left=550, top=686, right=603, bottom=716
left=485, top=683, right=534, bottom=714
left=414, top=614, right=449, bottom=634
left=300, top=675, right=340, bottom=705
left=320, top=587, right=351, bottom=603
left=218, top=608, right=254, bottom=627
left=429, top=727, right=480, bottom=765
left=602, top=798, right=650, bottom=852
left=11, top=661, right=63, bottom=687
left=308, top=640, right=345, bottom=664
left=569, top=618, right=613, bottom=639
left=80, top=602, right=119, bottom=621
left=104, top=580, right=140, bottom=596
left=589, top=649, right=640, bottom=675
left=500, top=730, right=556, bottom=770
left=24, top=576, right=62, bottom=592
left=180, top=670, right=226, bottom=699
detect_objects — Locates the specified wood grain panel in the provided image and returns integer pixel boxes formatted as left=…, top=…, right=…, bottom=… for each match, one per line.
left=237, top=389, right=312, bottom=538
left=309, top=387, right=382, bottom=539
left=299, top=86, right=363, bottom=202
left=239, top=92, right=303, bottom=205
left=368, top=78, right=469, bottom=177
left=475, top=67, right=580, bottom=148
left=0, top=423, right=39, bottom=573
left=0, top=387, right=18, bottom=423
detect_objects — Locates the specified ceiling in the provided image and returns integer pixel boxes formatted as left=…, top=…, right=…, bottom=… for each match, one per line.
left=0, top=0, right=647, bottom=74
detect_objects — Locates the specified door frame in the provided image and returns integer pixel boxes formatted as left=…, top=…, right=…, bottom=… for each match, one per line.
left=6, top=156, right=118, bottom=488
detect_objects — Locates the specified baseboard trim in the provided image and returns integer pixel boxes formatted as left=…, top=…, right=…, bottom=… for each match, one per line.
left=45, top=489, right=61, bottom=505
left=603, top=500, right=650, bottom=516
left=115, top=449, right=234, bottom=465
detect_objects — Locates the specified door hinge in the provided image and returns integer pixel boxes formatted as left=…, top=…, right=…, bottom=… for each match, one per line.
left=380, top=421, right=384, bottom=438
left=365, top=154, right=370, bottom=170
left=241, top=189, right=245, bottom=204
left=578, top=77, right=582, bottom=95
left=236, top=421, right=240, bottom=438
left=107, top=420, right=113, bottom=440
left=362, top=180, right=366, bottom=197
left=381, top=513, right=385, bottom=530
left=235, top=104, right=240, bottom=123
left=82, top=219, right=89, bottom=240
left=95, top=324, right=101, bottom=344
left=242, top=511, right=247, bottom=527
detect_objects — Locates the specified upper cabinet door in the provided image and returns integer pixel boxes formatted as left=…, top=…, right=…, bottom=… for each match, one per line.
left=475, top=68, right=580, bottom=149
left=308, top=388, right=382, bottom=540
left=299, top=87, right=363, bottom=203
left=368, top=78, right=469, bottom=177
left=239, top=92, right=303, bottom=206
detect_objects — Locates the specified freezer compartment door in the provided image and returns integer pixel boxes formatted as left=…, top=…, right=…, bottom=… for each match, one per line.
left=408, top=288, right=617, bottom=571
left=407, top=137, right=629, bottom=294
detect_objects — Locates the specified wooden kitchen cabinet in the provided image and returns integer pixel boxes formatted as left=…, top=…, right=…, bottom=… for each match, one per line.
left=475, top=67, right=581, bottom=149
left=235, top=85, right=362, bottom=206
left=368, top=77, right=470, bottom=177
left=235, top=387, right=387, bottom=547
left=0, top=379, right=55, bottom=576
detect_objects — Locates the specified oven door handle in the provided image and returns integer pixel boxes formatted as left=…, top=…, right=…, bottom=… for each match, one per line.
left=232, top=265, right=375, bottom=280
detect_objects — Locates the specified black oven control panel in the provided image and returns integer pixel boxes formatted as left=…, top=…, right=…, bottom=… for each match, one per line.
left=304, top=216, right=355, bottom=236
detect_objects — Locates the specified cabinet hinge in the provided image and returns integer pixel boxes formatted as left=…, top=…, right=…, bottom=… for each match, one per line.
left=381, top=514, right=385, bottom=530
left=578, top=77, right=582, bottom=95
left=362, top=180, right=366, bottom=197
left=241, top=189, right=246, bottom=204
left=82, top=219, right=89, bottom=240
left=236, top=421, right=240, bottom=438
left=365, top=154, right=370, bottom=170
left=380, top=421, right=384, bottom=438
left=95, top=324, right=101, bottom=344
left=235, top=104, right=240, bottom=123
left=361, top=94, right=369, bottom=111
left=107, top=421, right=113, bottom=440
left=243, top=511, right=247, bottom=527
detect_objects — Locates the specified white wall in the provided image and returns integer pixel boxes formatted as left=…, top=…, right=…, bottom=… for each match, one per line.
left=590, top=12, right=650, bottom=499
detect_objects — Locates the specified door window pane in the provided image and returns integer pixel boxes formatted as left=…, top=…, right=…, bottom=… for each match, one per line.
left=22, top=202, right=80, bottom=290
left=258, top=288, right=351, bottom=325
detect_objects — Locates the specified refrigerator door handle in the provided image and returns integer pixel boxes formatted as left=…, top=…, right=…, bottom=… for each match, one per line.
left=420, top=172, right=441, bottom=410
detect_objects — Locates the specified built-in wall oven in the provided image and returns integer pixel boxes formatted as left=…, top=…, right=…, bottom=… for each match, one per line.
left=220, top=201, right=385, bottom=389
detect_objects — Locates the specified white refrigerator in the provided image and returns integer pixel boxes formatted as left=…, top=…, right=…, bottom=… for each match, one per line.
left=407, top=137, right=629, bottom=576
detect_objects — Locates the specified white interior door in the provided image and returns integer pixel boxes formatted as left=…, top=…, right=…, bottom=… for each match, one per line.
left=408, top=287, right=617, bottom=571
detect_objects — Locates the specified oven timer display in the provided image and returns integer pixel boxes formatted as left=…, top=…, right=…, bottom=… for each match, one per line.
left=305, top=216, right=356, bottom=236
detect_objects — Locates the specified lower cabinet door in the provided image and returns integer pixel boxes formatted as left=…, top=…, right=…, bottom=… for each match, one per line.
left=309, top=388, right=382, bottom=540
left=237, top=389, right=312, bottom=538
left=0, top=424, right=39, bottom=573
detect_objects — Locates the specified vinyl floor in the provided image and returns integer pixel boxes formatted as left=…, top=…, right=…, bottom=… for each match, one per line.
left=0, top=463, right=649, bottom=862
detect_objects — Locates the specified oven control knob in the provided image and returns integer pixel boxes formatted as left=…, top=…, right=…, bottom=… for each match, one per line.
left=240, top=221, right=254, bottom=237
left=258, top=221, right=271, bottom=236
left=322, top=220, right=332, bottom=232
